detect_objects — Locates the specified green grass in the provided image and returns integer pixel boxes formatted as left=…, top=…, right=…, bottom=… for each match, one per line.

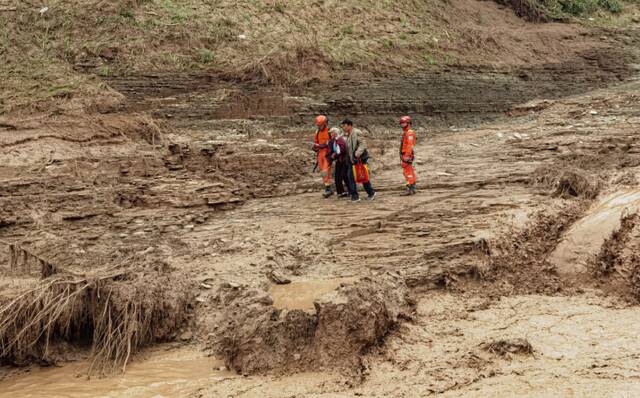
left=424, top=53, right=437, bottom=65
left=1, top=0, right=637, bottom=113
left=198, top=48, right=214, bottom=63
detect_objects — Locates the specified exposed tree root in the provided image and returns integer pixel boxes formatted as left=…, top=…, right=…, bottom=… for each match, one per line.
left=0, top=267, right=194, bottom=375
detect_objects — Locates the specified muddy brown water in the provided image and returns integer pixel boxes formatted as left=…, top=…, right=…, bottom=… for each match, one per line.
left=269, top=277, right=357, bottom=311
left=0, top=347, right=231, bottom=398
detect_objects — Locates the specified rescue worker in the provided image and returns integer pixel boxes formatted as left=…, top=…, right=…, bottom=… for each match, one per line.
left=327, top=127, right=349, bottom=198
left=399, top=115, right=417, bottom=195
left=341, top=118, right=376, bottom=202
left=312, top=115, right=333, bottom=198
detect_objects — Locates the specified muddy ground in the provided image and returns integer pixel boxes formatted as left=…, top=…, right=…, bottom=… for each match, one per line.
left=1, top=20, right=640, bottom=398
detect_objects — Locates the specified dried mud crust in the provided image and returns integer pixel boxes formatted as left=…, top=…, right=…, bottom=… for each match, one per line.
left=208, top=274, right=414, bottom=375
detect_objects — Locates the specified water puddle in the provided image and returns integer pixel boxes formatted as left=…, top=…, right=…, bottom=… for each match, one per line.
left=270, top=278, right=357, bottom=311
left=549, top=189, right=640, bottom=275
left=0, top=346, right=233, bottom=398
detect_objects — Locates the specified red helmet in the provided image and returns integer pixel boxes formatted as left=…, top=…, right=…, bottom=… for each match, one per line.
left=315, top=115, right=328, bottom=127
left=399, top=116, right=412, bottom=125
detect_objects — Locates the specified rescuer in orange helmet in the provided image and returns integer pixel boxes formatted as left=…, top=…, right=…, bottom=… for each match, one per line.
left=312, top=115, right=333, bottom=198
left=399, top=116, right=417, bottom=195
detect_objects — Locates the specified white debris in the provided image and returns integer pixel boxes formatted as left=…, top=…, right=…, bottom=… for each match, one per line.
left=238, top=34, right=247, bottom=40
left=590, top=110, right=598, bottom=115
left=39, top=6, right=48, bottom=15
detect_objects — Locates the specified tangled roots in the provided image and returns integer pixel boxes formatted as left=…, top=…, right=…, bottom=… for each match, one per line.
left=0, top=268, right=194, bottom=374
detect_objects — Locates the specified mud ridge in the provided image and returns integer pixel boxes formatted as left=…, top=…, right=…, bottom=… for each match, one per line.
left=594, top=213, right=639, bottom=277
left=532, top=165, right=602, bottom=199
left=477, top=201, right=589, bottom=295
left=209, top=274, right=413, bottom=375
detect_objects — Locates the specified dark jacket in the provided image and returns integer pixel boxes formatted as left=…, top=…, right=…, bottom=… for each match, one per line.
left=327, top=136, right=348, bottom=163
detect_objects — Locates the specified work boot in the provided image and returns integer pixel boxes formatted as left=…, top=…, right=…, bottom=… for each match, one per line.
left=351, top=195, right=361, bottom=202
left=401, top=185, right=413, bottom=196
left=409, top=184, right=417, bottom=195
left=322, top=186, right=333, bottom=198
left=367, top=192, right=376, bottom=201
left=338, top=192, right=349, bottom=199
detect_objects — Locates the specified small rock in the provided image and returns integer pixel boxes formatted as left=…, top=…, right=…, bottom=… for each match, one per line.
left=218, top=366, right=226, bottom=372
left=200, top=283, right=213, bottom=290
left=293, top=353, right=301, bottom=360
left=179, top=331, right=193, bottom=341
left=238, top=34, right=247, bottom=40
left=590, top=110, right=598, bottom=115
left=268, top=270, right=291, bottom=285
left=196, top=297, right=207, bottom=303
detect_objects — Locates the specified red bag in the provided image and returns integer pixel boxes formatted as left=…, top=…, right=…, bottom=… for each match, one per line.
left=353, top=161, right=369, bottom=184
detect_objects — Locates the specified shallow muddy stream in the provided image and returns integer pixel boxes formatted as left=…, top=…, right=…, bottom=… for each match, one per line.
left=0, top=347, right=232, bottom=398
left=269, top=277, right=357, bottom=311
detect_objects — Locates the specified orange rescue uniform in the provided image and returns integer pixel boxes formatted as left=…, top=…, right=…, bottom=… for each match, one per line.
left=314, top=126, right=332, bottom=186
left=400, top=127, right=417, bottom=186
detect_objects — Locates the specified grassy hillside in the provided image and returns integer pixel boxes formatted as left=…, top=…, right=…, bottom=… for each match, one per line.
left=1, top=0, right=637, bottom=113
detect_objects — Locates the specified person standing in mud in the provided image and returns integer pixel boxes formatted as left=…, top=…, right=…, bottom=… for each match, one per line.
left=341, top=118, right=376, bottom=202
left=327, top=127, right=349, bottom=198
left=312, top=115, right=333, bottom=198
left=399, top=116, right=417, bottom=195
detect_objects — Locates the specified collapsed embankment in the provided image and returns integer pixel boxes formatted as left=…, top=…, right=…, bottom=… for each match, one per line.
left=0, top=264, right=194, bottom=375
left=208, top=275, right=413, bottom=375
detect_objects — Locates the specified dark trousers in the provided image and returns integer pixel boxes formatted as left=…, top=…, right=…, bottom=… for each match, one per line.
left=334, top=161, right=349, bottom=195
left=347, top=159, right=375, bottom=199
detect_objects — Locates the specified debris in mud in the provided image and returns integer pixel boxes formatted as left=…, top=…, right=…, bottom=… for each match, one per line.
left=533, top=165, right=601, bottom=199
left=480, top=338, right=534, bottom=358
left=479, top=202, right=587, bottom=295
left=613, top=171, right=638, bottom=186
left=594, top=213, right=639, bottom=276
left=0, top=266, right=195, bottom=375
left=209, top=274, right=413, bottom=375
left=5, top=242, right=59, bottom=278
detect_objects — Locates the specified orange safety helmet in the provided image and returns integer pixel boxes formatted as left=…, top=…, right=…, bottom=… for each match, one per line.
left=315, top=115, right=328, bottom=127
left=399, top=115, right=412, bottom=125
